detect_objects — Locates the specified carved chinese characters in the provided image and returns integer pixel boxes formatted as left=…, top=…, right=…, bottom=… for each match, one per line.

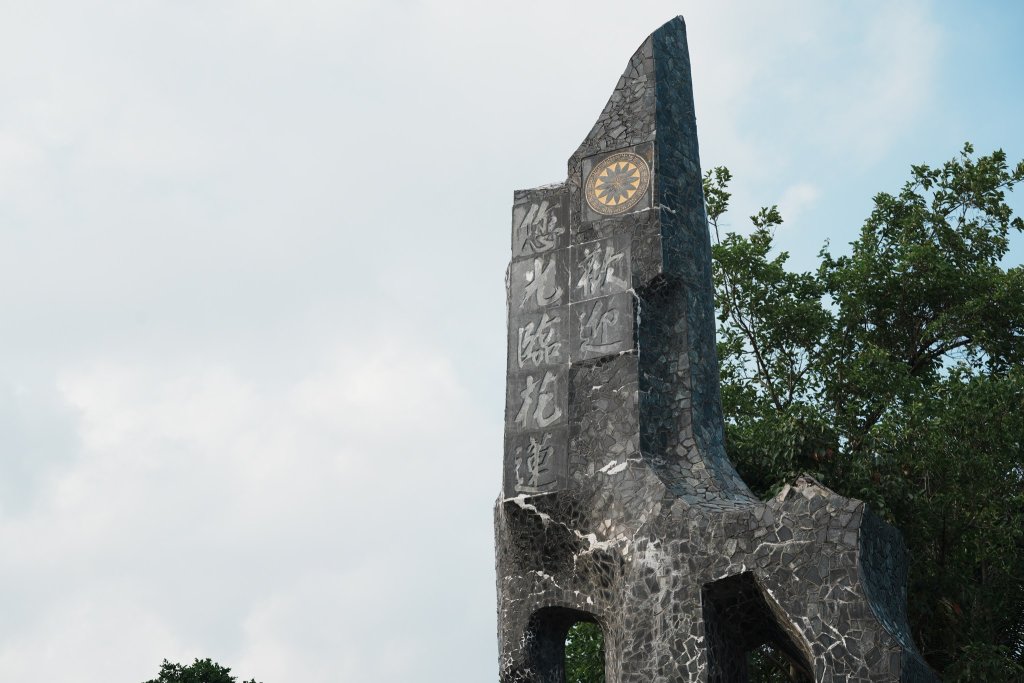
left=513, top=311, right=568, bottom=370
left=509, top=254, right=567, bottom=312
left=507, top=430, right=565, bottom=493
left=512, top=195, right=566, bottom=258
left=569, top=234, right=633, bottom=362
left=572, top=292, right=633, bottom=361
left=575, top=239, right=629, bottom=298
left=503, top=186, right=637, bottom=497
left=509, top=370, right=565, bottom=431
left=504, top=187, right=572, bottom=497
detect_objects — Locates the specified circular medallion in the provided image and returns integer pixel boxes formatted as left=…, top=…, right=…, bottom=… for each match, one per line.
left=585, top=152, right=651, bottom=216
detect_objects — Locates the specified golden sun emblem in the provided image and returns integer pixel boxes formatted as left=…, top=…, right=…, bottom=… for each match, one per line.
left=585, top=151, right=651, bottom=216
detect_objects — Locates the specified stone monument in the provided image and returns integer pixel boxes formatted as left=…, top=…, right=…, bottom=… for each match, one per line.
left=495, top=16, right=938, bottom=682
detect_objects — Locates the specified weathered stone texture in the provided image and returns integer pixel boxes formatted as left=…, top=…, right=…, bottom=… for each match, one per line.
left=496, top=16, right=938, bottom=682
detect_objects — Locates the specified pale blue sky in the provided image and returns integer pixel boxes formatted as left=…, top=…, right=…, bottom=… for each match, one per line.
left=0, top=2, right=1021, bottom=682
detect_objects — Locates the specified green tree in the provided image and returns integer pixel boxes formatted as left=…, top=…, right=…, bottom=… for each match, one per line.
left=707, top=144, right=1024, bottom=680
left=142, top=658, right=261, bottom=683
left=565, top=621, right=605, bottom=683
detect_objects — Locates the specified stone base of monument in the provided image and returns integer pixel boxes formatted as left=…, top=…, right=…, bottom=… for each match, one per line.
left=495, top=17, right=937, bottom=683
left=496, top=476, right=936, bottom=681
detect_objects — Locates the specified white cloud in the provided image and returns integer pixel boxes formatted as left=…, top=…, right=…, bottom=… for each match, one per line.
left=0, top=592, right=192, bottom=683
left=0, top=338, right=497, bottom=682
left=778, top=182, right=821, bottom=225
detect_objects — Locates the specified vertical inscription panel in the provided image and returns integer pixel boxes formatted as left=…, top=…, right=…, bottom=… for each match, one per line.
left=568, top=233, right=635, bottom=363
left=503, top=367, right=570, bottom=497
left=505, top=186, right=571, bottom=497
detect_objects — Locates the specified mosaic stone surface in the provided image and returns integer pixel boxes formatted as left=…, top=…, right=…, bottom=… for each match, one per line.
left=495, top=16, right=939, bottom=683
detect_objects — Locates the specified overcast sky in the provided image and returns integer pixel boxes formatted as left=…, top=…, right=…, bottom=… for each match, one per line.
left=1, top=2, right=1022, bottom=682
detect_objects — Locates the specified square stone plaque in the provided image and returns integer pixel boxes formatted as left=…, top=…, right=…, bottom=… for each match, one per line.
left=569, top=291, right=635, bottom=362
left=570, top=232, right=632, bottom=302
left=508, top=305, right=570, bottom=372
left=512, top=187, right=568, bottom=259
left=508, top=249, right=570, bottom=314
left=505, top=366, right=569, bottom=434
left=503, top=426, right=569, bottom=497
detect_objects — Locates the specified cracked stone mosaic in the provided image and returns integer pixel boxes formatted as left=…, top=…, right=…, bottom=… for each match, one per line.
left=495, top=17, right=939, bottom=683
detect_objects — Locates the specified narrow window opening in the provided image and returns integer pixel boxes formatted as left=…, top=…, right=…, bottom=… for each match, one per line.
left=525, top=607, right=604, bottom=683
left=703, top=572, right=814, bottom=683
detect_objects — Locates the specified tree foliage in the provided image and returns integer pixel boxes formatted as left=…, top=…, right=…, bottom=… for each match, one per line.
left=565, top=621, right=605, bottom=683
left=142, top=658, right=261, bottom=683
left=708, top=144, right=1024, bottom=679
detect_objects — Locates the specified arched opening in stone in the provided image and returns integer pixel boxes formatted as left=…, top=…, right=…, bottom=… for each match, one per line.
left=525, top=607, right=604, bottom=683
left=702, top=572, right=814, bottom=683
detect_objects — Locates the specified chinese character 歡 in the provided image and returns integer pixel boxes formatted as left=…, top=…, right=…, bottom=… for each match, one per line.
left=576, top=243, right=628, bottom=298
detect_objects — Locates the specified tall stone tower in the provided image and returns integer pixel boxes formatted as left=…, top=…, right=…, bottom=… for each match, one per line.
left=495, top=17, right=937, bottom=682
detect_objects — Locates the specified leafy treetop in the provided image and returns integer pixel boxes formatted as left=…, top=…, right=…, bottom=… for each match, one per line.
left=142, top=658, right=261, bottom=683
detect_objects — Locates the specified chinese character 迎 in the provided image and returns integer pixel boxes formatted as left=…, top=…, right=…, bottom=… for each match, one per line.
left=579, top=299, right=622, bottom=355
